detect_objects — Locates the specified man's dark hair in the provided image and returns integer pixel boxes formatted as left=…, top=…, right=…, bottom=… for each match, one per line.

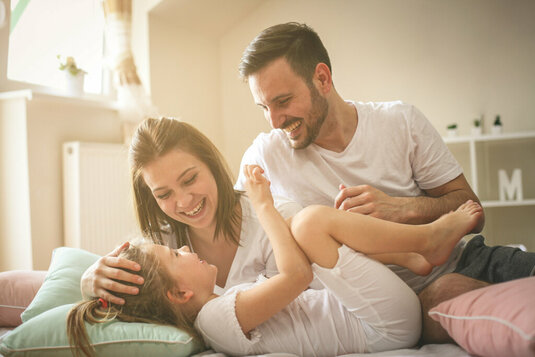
left=239, top=22, right=331, bottom=84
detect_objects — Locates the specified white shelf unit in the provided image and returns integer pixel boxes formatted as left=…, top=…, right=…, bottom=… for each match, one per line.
left=443, top=131, right=535, bottom=208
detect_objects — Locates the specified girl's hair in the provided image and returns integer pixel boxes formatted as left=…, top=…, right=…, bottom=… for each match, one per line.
left=129, top=117, right=242, bottom=248
left=66, top=240, right=201, bottom=357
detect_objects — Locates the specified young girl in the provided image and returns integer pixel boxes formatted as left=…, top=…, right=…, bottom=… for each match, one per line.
left=68, top=164, right=482, bottom=356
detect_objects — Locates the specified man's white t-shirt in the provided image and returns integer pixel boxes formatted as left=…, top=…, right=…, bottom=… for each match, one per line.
left=235, top=101, right=465, bottom=293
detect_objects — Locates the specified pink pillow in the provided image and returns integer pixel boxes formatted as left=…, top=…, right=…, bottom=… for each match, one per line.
left=429, top=276, right=535, bottom=357
left=0, top=270, right=47, bottom=327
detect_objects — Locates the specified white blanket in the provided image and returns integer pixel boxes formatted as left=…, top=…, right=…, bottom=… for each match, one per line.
left=193, top=343, right=470, bottom=357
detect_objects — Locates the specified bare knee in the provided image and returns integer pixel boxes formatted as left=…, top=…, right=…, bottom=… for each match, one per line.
left=291, top=205, right=330, bottom=247
left=418, top=273, right=490, bottom=345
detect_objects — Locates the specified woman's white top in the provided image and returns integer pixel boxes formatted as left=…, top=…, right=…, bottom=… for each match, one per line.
left=163, top=195, right=302, bottom=294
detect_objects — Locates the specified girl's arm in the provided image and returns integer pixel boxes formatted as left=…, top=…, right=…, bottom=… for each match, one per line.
left=235, top=165, right=313, bottom=335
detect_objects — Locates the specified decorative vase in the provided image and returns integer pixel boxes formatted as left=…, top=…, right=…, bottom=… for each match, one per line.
left=471, top=127, right=482, bottom=136
left=447, top=128, right=458, bottom=137
left=491, top=125, right=503, bottom=135
left=64, top=71, right=85, bottom=96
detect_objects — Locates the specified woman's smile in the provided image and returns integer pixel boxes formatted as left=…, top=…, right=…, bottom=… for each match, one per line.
left=180, top=197, right=206, bottom=217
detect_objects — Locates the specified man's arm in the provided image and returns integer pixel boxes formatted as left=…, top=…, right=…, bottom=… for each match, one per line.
left=335, top=173, right=485, bottom=232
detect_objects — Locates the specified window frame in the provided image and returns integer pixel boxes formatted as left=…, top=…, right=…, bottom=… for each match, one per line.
left=0, top=0, right=115, bottom=101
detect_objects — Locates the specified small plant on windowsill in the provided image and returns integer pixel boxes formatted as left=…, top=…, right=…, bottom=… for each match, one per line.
left=447, top=123, right=458, bottom=137
left=57, top=55, right=86, bottom=95
left=472, top=117, right=483, bottom=136
left=492, top=115, right=503, bottom=135
left=57, top=55, right=86, bottom=76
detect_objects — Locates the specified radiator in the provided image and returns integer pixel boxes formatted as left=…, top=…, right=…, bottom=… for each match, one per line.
left=63, top=142, right=139, bottom=255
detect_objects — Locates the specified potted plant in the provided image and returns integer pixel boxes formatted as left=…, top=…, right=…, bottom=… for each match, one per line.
left=447, top=123, right=458, bottom=137
left=57, top=55, right=86, bottom=95
left=472, top=117, right=483, bottom=136
left=492, top=115, right=503, bottom=135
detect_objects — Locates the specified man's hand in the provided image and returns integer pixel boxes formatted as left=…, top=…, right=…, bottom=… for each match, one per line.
left=334, top=174, right=484, bottom=231
left=334, top=184, right=410, bottom=223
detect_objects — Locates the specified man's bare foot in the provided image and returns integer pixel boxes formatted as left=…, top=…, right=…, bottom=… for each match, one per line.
left=369, top=252, right=433, bottom=276
left=423, top=200, right=483, bottom=266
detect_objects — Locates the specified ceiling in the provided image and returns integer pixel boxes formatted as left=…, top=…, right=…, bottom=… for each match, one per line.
left=149, top=0, right=266, bottom=38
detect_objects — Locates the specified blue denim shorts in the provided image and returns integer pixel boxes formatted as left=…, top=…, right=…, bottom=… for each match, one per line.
left=453, top=235, right=535, bottom=283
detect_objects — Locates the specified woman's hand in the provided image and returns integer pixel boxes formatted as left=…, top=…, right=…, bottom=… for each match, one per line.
left=243, top=164, right=274, bottom=208
left=80, top=242, right=144, bottom=305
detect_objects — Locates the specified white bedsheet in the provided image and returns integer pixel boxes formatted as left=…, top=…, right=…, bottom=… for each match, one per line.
left=0, top=327, right=470, bottom=357
left=193, top=343, right=470, bottom=357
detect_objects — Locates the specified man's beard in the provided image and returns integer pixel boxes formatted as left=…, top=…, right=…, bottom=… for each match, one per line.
left=289, top=85, right=329, bottom=149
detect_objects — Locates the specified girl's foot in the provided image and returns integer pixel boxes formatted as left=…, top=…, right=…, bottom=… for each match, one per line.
left=369, top=252, right=433, bottom=276
left=404, top=253, right=434, bottom=276
left=424, top=200, right=483, bottom=266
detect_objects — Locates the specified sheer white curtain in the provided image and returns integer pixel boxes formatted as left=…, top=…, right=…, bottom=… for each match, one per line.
left=102, top=0, right=157, bottom=144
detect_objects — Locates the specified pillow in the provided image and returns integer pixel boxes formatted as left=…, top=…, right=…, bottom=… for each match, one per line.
left=0, top=247, right=201, bottom=357
left=0, top=304, right=199, bottom=357
left=429, top=276, right=535, bottom=357
left=0, top=270, right=47, bottom=326
left=21, top=247, right=100, bottom=322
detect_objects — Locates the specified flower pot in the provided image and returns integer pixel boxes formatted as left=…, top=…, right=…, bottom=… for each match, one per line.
left=471, top=127, right=482, bottom=136
left=447, top=128, right=458, bottom=137
left=64, top=72, right=85, bottom=96
left=491, top=125, right=503, bottom=135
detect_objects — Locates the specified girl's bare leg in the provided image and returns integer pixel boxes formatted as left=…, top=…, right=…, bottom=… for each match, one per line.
left=291, top=200, right=482, bottom=269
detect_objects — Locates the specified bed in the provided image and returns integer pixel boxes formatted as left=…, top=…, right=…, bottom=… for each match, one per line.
left=1, top=247, right=533, bottom=357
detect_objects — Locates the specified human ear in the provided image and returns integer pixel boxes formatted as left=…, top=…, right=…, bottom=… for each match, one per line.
left=166, top=288, right=193, bottom=304
left=313, top=63, right=332, bottom=94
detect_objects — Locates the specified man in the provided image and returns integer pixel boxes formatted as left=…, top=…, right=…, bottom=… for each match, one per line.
left=234, top=22, right=535, bottom=343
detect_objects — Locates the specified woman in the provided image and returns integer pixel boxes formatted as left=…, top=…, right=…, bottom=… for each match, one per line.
left=81, top=117, right=302, bottom=304
left=68, top=164, right=482, bottom=356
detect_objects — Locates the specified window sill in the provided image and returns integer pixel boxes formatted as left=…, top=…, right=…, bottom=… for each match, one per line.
left=0, top=88, right=120, bottom=111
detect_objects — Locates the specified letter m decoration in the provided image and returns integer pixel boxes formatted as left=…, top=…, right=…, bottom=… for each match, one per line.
left=498, top=169, right=523, bottom=201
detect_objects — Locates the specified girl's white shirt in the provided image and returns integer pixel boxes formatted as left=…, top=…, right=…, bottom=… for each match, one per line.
left=194, top=245, right=421, bottom=356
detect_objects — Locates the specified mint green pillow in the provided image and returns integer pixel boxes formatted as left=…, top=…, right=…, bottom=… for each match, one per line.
left=21, top=247, right=100, bottom=322
left=0, top=247, right=201, bottom=356
left=0, top=304, right=199, bottom=356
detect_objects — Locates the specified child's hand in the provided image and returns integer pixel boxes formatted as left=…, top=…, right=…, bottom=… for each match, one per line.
left=243, top=165, right=274, bottom=208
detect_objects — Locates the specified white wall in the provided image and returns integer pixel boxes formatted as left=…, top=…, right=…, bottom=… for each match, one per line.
left=0, top=93, right=123, bottom=271
left=220, top=0, right=535, bottom=175
left=0, top=96, right=33, bottom=270
left=148, top=17, right=222, bottom=149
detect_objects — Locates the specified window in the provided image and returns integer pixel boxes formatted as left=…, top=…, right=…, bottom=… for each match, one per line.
left=7, top=0, right=106, bottom=95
